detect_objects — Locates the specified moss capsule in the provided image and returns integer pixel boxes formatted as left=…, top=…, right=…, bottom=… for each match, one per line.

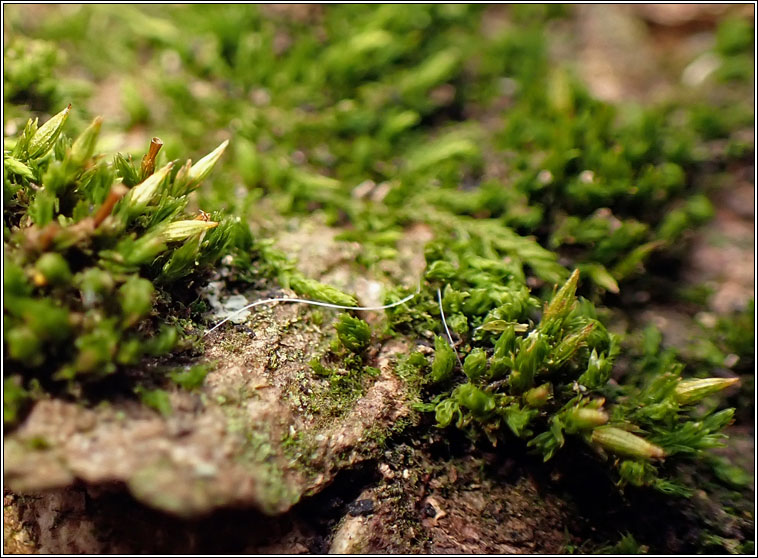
left=186, top=139, right=229, bottom=189
left=674, top=378, right=740, bottom=405
left=591, top=426, right=665, bottom=459
left=158, top=219, right=219, bottom=243
left=27, top=104, right=70, bottom=159
left=524, top=383, right=552, bottom=408
left=565, top=407, right=609, bottom=433
left=70, top=116, right=103, bottom=165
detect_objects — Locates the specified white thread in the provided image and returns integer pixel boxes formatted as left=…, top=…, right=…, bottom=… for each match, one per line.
left=205, top=287, right=419, bottom=335
left=437, top=287, right=464, bottom=369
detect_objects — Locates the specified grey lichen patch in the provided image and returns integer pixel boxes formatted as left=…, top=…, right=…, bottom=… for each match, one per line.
left=4, top=287, right=414, bottom=518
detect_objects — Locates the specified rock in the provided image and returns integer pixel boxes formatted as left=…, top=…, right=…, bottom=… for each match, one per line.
left=347, top=499, right=374, bottom=517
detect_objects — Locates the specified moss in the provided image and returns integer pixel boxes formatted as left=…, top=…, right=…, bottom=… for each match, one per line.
left=280, top=428, right=324, bottom=481
left=3, top=376, right=29, bottom=424
left=303, top=357, right=373, bottom=424
left=168, top=362, right=214, bottom=391
left=10, top=6, right=747, bottom=292
left=215, top=392, right=303, bottom=514
left=217, top=330, right=253, bottom=354
left=3, top=6, right=753, bottom=550
left=335, top=314, right=371, bottom=354
left=2, top=105, right=250, bottom=416
left=237, top=429, right=302, bottom=514
left=408, top=264, right=740, bottom=495
left=135, top=387, right=172, bottom=417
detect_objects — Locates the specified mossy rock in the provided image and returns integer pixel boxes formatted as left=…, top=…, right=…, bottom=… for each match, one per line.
left=4, top=294, right=417, bottom=517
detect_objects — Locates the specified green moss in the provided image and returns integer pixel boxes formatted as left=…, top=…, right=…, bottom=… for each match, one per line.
left=219, top=401, right=303, bottom=514
left=280, top=428, right=324, bottom=481
left=335, top=314, right=371, bottom=353
left=3, top=106, right=251, bottom=409
left=218, top=331, right=250, bottom=355
left=3, top=7, right=752, bottom=547
left=305, top=356, right=372, bottom=423
left=135, top=386, right=173, bottom=417
left=169, top=362, right=214, bottom=391
left=409, top=264, right=738, bottom=492
left=10, top=6, right=745, bottom=293
left=3, top=376, right=28, bottom=424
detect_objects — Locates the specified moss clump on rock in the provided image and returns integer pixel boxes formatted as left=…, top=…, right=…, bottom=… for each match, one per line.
left=3, top=106, right=247, bottom=411
left=2, top=5, right=753, bottom=554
